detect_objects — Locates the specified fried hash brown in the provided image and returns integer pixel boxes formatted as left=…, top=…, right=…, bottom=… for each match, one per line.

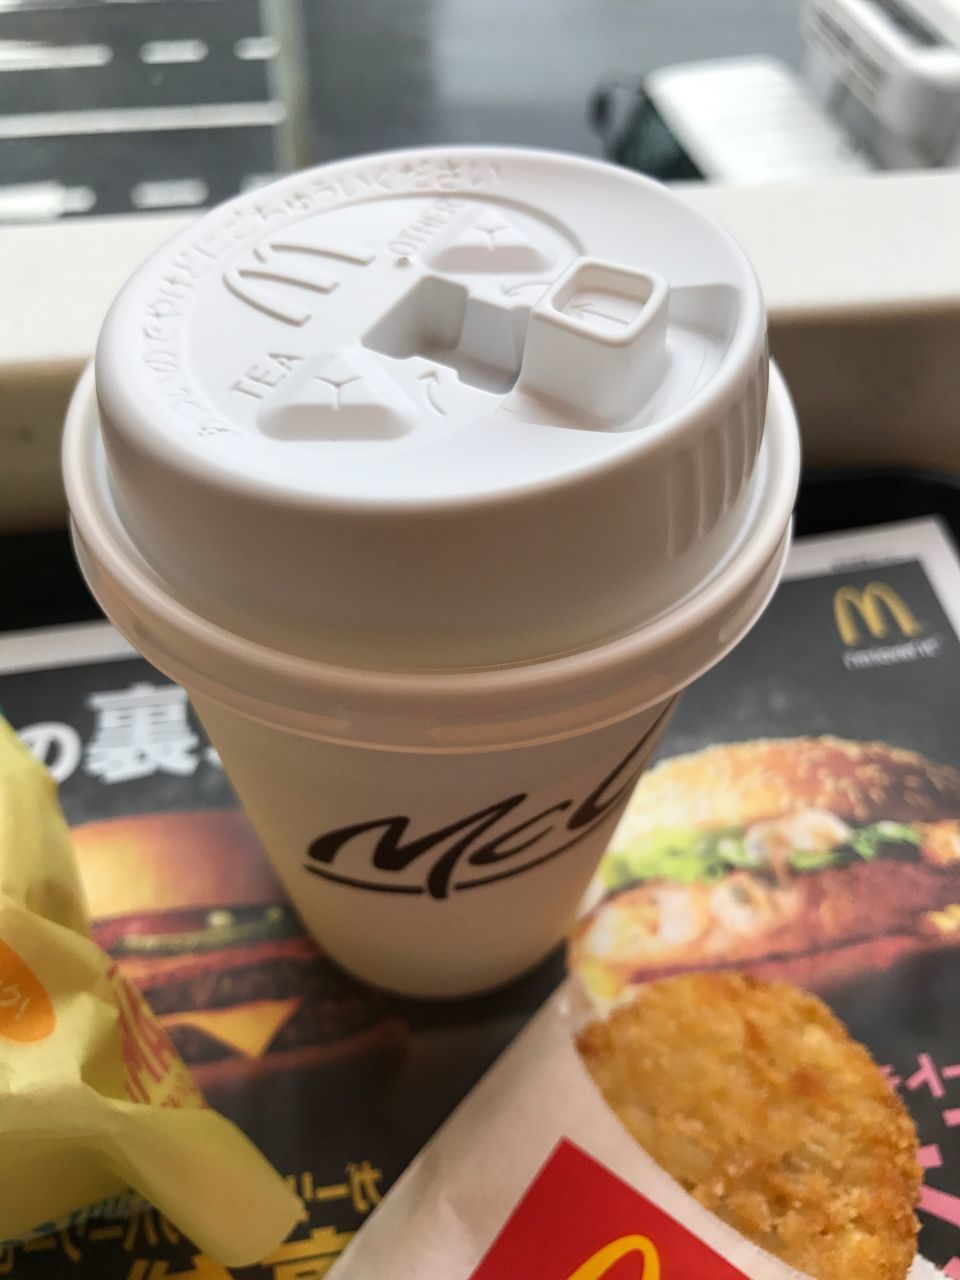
left=577, top=972, right=920, bottom=1280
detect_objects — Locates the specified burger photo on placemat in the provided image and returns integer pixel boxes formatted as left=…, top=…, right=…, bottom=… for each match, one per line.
left=70, top=810, right=407, bottom=1116
left=572, top=738, right=960, bottom=1007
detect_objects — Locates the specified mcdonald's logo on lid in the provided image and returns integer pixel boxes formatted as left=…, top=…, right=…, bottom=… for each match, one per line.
left=834, top=582, right=923, bottom=647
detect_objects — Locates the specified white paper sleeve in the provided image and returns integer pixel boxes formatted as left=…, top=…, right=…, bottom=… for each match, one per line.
left=333, top=987, right=941, bottom=1279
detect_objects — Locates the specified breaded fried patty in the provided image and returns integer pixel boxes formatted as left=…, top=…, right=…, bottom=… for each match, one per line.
left=573, top=739, right=960, bottom=1006
left=577, top=972, right=920, bottom=1280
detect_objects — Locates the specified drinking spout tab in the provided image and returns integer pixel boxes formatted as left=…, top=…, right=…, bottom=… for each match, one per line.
left=516, top=258, right=669, bottom=425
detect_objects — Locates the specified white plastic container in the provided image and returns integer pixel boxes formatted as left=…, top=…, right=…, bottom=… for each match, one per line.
left=63, top=147, right=800, bottom=996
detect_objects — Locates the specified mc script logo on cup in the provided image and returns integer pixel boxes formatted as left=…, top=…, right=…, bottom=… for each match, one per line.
left=302, top=719, right=670, bottom=901
left=62, top=147, right=800, bottom=997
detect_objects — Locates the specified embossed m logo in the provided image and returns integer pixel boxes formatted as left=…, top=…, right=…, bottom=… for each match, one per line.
left=834, top=582, right=923, bottom=646
left=224, top=236, right=375, bottom=325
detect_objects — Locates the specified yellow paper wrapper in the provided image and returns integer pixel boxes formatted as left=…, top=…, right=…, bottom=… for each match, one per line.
left=0, top=717, right=301, bottom=1267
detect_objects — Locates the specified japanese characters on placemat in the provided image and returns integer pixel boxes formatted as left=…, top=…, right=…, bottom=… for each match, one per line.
left=12, top=673, right=225, bottom=801
left=2, top=516, right=960, bottom=1276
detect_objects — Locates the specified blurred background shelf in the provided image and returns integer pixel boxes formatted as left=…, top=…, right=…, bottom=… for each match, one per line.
left=1, top=0, right=958, bottom=530
left=0, top=0, right=806, bottom=224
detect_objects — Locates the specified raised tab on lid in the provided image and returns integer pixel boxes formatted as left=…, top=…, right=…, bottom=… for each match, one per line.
left=517, top=259, right=670, bottom=425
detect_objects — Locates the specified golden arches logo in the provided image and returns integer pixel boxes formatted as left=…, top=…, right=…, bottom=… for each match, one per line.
left=833, top=582, right=922, bottom=647
left=566, top=1234, right=661, bottom=1280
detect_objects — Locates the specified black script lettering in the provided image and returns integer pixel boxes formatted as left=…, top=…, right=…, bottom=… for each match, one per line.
left=566, top=735, right=655, bottom=831
left=466, top=802, right=572, bottom=868
left=303, top=700, right=676, bottom=898
left=306, top=795, right=530, bottom=900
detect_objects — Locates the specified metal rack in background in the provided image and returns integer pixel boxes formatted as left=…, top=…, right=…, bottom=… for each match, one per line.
left=0, top=0, right=310, bottom=224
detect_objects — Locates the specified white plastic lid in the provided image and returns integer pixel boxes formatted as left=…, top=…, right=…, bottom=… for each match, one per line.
left=93, top=147, right=770, bottom=670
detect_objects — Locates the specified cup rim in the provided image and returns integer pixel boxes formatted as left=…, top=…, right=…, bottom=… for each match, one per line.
left=63, top=363, right=799, bottom=749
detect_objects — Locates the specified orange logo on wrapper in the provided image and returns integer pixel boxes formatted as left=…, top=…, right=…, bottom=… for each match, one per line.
left=0, top=939, right=55, bottom=1042
left=469, top=1141, right=750, bottom=1280
left=568, top=1235, right=660, bottom=1279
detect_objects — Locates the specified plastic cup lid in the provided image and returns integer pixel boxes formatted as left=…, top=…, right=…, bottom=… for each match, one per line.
left=90, top=147, right=775, bottom=670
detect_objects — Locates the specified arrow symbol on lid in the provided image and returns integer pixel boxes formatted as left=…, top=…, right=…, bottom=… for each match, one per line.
left=418, top=370, right=448, bottom=415
left=567, top=300, right=630, bottom=325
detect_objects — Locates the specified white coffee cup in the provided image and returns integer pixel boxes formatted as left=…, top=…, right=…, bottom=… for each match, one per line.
left=63, top=147, right=800, bottom=997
